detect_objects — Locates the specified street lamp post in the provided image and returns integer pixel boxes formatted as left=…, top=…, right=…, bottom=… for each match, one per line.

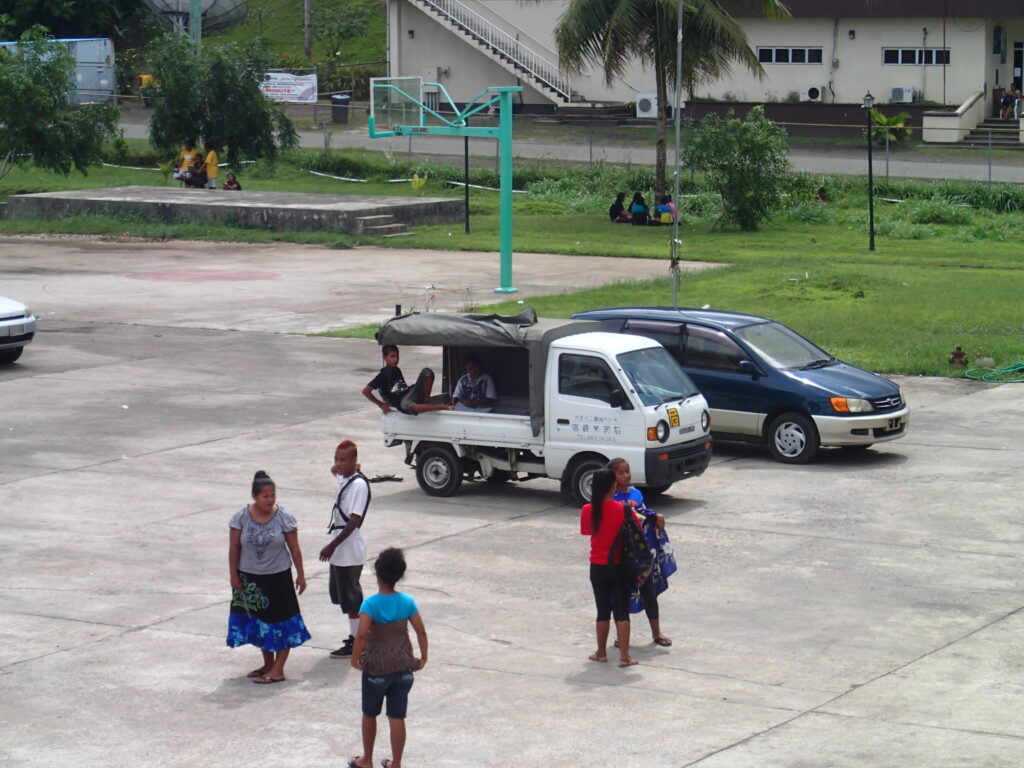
left=863, top=91, right=876, bottom=251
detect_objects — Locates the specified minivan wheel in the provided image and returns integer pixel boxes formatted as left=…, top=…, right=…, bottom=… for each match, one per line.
left=0, top=347, right=23, bottom=364
left=415, top=446, right=463, bottom=496
left=767, top=412, right=819, bottom=464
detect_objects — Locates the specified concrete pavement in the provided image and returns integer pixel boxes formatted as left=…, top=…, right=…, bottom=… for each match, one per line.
left=1, top=236, right=1022, bottom=767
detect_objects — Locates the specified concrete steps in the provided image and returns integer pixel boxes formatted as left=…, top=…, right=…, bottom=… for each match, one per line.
left=356, top=214, right=409, bottom=237
left=962, top=119, right=1022, bottom=148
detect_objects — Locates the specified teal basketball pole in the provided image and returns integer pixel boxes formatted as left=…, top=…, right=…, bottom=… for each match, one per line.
left=369, top=82, right=522, bottom=294
left=495, top=87, right=516, bottom=293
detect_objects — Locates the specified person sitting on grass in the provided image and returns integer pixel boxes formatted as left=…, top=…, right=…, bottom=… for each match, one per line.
left=629, top=192, right=649, bottom=226
left=608, top=192, right=631, bottom=223
left=222, top=172, right=242, bottom=191
left=362, top=345, right=452, bottom=415
left=654, top=195, right=676, bottom=224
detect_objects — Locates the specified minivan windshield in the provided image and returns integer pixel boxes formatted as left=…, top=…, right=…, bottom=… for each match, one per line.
left=733, top=321, right=835, bottom=370
left=617, top=346, right=701, bottom=405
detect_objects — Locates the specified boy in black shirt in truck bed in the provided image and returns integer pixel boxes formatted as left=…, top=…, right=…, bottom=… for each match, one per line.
left=362, top=345, right=452, bottom=415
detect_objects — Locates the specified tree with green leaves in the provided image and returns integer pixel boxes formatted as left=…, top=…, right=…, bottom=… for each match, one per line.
left=553, top=0, right=789, bottom=197
left=0, top=28, right=119, bottom=181
left=686, top=106, right=789, bottom=230
left=145, top=34, right=298, bottom=167
left=312, top=0, right=376, bottom=58
left=0, top=0, right=150, bottom=43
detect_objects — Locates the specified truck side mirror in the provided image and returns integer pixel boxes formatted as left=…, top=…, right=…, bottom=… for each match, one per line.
left=609, top=387, right=626, bottom=408
left=738, top=359, right=761, bottom=378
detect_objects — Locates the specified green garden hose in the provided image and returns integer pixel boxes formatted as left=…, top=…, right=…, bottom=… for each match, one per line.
left=965, top=363, right=1024, bottom=383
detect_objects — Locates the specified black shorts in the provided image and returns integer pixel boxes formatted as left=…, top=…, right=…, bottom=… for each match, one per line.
left=329, top=564, right=364, bottom=614
left=589, top=563, right=631, bottom=623
left=397, top=368, right=435, bottom=414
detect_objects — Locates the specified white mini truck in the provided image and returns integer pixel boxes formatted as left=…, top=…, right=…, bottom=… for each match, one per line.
left=376, top=310, right=713, bottom=505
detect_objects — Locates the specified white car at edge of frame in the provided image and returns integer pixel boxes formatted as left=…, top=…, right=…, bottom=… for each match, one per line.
left=0, top=296, right=37, bottom=364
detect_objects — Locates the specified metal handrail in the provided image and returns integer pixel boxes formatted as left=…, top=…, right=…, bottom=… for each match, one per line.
left=414, top=0, right=571, bottom=101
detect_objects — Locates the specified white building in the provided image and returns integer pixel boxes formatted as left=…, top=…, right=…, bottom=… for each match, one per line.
left=386, top=0, right=1024, bottom=112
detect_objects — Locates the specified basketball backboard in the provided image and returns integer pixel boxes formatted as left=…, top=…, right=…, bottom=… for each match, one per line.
left=369, top=76, right=425, bottom=133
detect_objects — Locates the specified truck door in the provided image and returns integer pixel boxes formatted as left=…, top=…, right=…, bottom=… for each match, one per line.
left=546, top=352, right=645, bottom=478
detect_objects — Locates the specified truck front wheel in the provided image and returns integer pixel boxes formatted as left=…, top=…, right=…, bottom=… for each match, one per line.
left=563, top=455, right=606, bottom=507
left=416, top=446, right=463, bottom=496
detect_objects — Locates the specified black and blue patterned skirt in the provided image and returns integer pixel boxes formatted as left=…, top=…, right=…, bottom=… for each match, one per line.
left=226, top=568, right=311, bottom=652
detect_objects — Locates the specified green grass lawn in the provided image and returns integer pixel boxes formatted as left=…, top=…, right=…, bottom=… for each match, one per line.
left=3, top=151, right=1022, bottom=378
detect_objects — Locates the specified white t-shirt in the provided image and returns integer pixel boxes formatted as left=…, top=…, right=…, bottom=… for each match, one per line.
left=453, top=372, right=497, bottom=412
left=327, top=473, right=369, bottom=566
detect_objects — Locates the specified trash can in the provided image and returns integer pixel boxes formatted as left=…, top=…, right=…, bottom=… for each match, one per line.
left=331, top=92, right=352, bottom=124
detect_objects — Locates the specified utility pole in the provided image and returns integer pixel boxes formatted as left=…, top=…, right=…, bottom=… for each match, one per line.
left=189, top=0, right=202, bottom=51
left=304, top=0, right=313, bottom=58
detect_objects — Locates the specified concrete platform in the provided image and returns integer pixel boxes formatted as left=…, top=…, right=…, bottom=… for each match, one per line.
left=3, top=238, right=1022, bottom=768
left=3, top=186, right=464, bottom=234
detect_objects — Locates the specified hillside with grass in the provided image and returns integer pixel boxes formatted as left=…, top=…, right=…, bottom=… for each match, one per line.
left=205, top=0, right=385, bottom=67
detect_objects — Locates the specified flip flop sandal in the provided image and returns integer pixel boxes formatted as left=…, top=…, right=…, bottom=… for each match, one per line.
left=654, top=637, right=673, bottom=647
left=252, top=676, right=285, bottom=684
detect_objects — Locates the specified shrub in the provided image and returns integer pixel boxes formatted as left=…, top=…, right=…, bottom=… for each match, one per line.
left=676, top=192, right=724, bottom=218
left=685, top=106, right=790, bottom=230
left=907, top=199, right=972, bottom=225
left=873, top=220, right=935, bottom=239
left=867, top=109, right=912, bottom=145
left=786, top=201, right=833, bottom=224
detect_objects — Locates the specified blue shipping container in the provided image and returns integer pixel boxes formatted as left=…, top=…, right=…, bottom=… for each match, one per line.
left=0, top=37, right=116, bottom=104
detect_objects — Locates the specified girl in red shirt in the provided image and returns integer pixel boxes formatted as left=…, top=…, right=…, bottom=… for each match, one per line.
left=580, top=467, right=638, bottom=667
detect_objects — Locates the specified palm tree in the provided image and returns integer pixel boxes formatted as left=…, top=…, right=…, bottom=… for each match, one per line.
left=554, top=0, right=789, bottom=196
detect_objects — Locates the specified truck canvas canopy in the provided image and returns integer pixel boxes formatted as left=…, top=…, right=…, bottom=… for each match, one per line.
left=376, top=309, right=602, bottom=435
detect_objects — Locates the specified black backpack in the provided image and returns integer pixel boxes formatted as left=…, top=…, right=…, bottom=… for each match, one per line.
left=326, top=473, right=371, bottom=532
left=609, top=501, right=654, bottom=587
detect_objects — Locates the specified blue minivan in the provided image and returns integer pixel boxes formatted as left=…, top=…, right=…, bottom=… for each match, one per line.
left=573, top=307, right=909, bottom=463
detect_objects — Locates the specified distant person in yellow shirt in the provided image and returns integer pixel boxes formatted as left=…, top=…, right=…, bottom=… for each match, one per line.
left=173, top=140, right=200, bottom=183
left=201, top=144, right=219, bottom=190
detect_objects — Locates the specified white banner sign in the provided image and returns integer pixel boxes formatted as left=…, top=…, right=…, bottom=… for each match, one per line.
left=260, top=72, right=318, bottom=103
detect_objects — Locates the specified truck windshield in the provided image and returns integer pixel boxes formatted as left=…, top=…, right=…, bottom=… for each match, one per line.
left=617, top=347, right=701, bottom=406
left=733, top=321, right=834, bottom=370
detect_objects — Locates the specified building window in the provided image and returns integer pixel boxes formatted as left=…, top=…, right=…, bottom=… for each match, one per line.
left=757, top=47, right=823, bottom=64
left=883, top=48, right=950, bottom=65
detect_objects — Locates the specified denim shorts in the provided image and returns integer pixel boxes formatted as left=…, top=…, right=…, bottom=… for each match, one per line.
left=362, top=669, right=415, bottom=719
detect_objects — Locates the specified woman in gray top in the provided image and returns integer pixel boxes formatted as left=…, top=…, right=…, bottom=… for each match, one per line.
left=227, top=471, right=310, bottom=684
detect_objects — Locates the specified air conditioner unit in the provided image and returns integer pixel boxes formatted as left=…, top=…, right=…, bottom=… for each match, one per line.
left=890, top=86, right=914, bottom=103
left=636, top=93, right=658, bottom=118
left=799, top=85, right=823, bottom=103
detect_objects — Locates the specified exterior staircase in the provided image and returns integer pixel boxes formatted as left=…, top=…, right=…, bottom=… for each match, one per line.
left=961, top=118, right=1022, bottom=148
left=356, top=214, right=412, bottom=238
left=409, top=0, right=577, bottom=104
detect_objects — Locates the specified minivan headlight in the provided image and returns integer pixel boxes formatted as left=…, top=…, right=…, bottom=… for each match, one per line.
left=701, top=410, right=710, bottom=431
left=830, top=397, right=872, bottom=413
